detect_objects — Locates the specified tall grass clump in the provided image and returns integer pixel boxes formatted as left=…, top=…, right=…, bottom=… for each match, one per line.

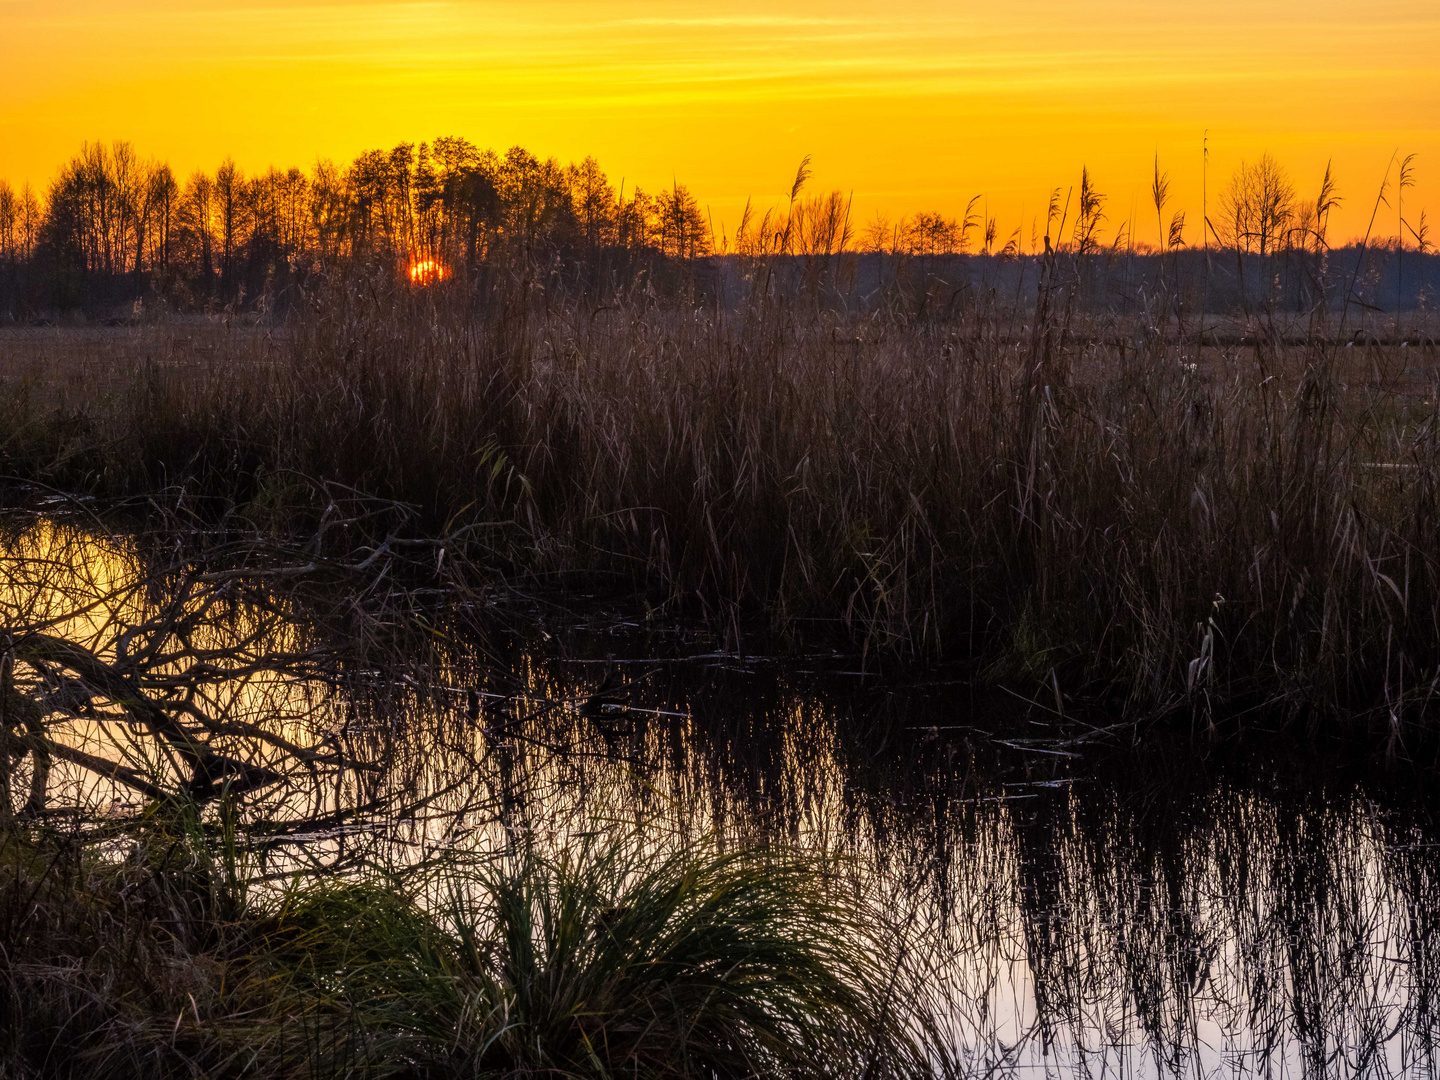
left=486, top=835, right=928, bottom=1077
left=4, top=264, right=1440, bottom=724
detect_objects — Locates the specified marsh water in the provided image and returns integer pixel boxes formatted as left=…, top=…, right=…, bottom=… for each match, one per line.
left=7, top=517, right=1440, bottom=1078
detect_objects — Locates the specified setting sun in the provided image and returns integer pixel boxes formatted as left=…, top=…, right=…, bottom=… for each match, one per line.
left=408, top=259, right=447, bottom=286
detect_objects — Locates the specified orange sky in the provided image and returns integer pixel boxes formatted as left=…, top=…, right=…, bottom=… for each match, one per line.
left=1, top=0, right=1436, bottom=247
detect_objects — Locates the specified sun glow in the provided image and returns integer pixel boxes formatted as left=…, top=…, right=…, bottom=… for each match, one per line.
left=409, top=259, right=447, bottom=286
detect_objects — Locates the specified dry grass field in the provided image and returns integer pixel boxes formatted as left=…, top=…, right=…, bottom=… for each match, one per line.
left=3, top=279, right=1440, bottom=723
left=0, top=320, right=280, bottom=405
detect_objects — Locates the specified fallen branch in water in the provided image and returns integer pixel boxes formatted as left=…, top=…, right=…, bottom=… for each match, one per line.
left=0, top=524, right=414, bottom=823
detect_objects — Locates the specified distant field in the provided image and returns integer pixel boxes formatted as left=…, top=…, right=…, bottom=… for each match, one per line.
left=0, top=320, right=281, bottom=405
left=4, top=308, right=1434, bottom=392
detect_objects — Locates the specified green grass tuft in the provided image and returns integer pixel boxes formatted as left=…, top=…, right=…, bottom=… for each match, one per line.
left=1, top=821, right=935, bottom=1078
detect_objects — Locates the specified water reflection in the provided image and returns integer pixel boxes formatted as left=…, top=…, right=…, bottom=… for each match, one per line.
left=4, top=515, right=1440, bottom=1076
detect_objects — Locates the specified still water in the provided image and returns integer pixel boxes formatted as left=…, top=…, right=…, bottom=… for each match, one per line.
left=5, top=516, right=1440, bottom=1078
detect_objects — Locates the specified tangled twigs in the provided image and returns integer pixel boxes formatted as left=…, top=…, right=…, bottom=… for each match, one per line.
left=0, top=516, right=426, bottom=825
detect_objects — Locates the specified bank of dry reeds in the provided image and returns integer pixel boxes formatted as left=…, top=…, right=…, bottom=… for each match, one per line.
left=3, top=267, right=1439, bottom=722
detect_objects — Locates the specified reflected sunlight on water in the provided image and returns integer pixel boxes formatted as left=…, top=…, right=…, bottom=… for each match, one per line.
left=4, top=515, right=1440, bottom=1076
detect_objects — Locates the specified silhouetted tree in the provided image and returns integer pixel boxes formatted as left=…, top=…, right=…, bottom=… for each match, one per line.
left=1221, top=154, right=1295, bottom=257
left=177, top=170, right=217, bottom=294
left=656, top=183, right=708, bottom=259
left=213, top=159, right=247, bottom=293
left=569, top=156, right=616, bottom=251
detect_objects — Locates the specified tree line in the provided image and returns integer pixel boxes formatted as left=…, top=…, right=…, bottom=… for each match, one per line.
left=0, top=142, right=1429, bottom=318
left=0, top=139, right=712, bottom=315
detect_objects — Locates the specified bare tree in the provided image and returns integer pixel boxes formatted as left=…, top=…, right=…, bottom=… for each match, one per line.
left=861, top=211, right=893, bottom=254
left=1220, top=154, right=1295, bottom=256
left=568, top=156, right=615, bottom=251
left=17, top=184, right=41, bottom=260
left=0, top=182, right=16, bottom=262
left=214, top=158, right=248, bottom=290
left=178, top=170, right=218, bottom=287
left=308, top=159, right=347, bottom=265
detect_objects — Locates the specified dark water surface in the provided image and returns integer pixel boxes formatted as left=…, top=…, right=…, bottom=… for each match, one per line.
left=463, top=642, right=1440, bottom=1078
left=6, top=517, right=1440, bottom=1077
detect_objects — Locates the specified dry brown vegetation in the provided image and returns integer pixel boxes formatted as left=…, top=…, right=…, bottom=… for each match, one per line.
left=3, top=255, right=1439, bottom=726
